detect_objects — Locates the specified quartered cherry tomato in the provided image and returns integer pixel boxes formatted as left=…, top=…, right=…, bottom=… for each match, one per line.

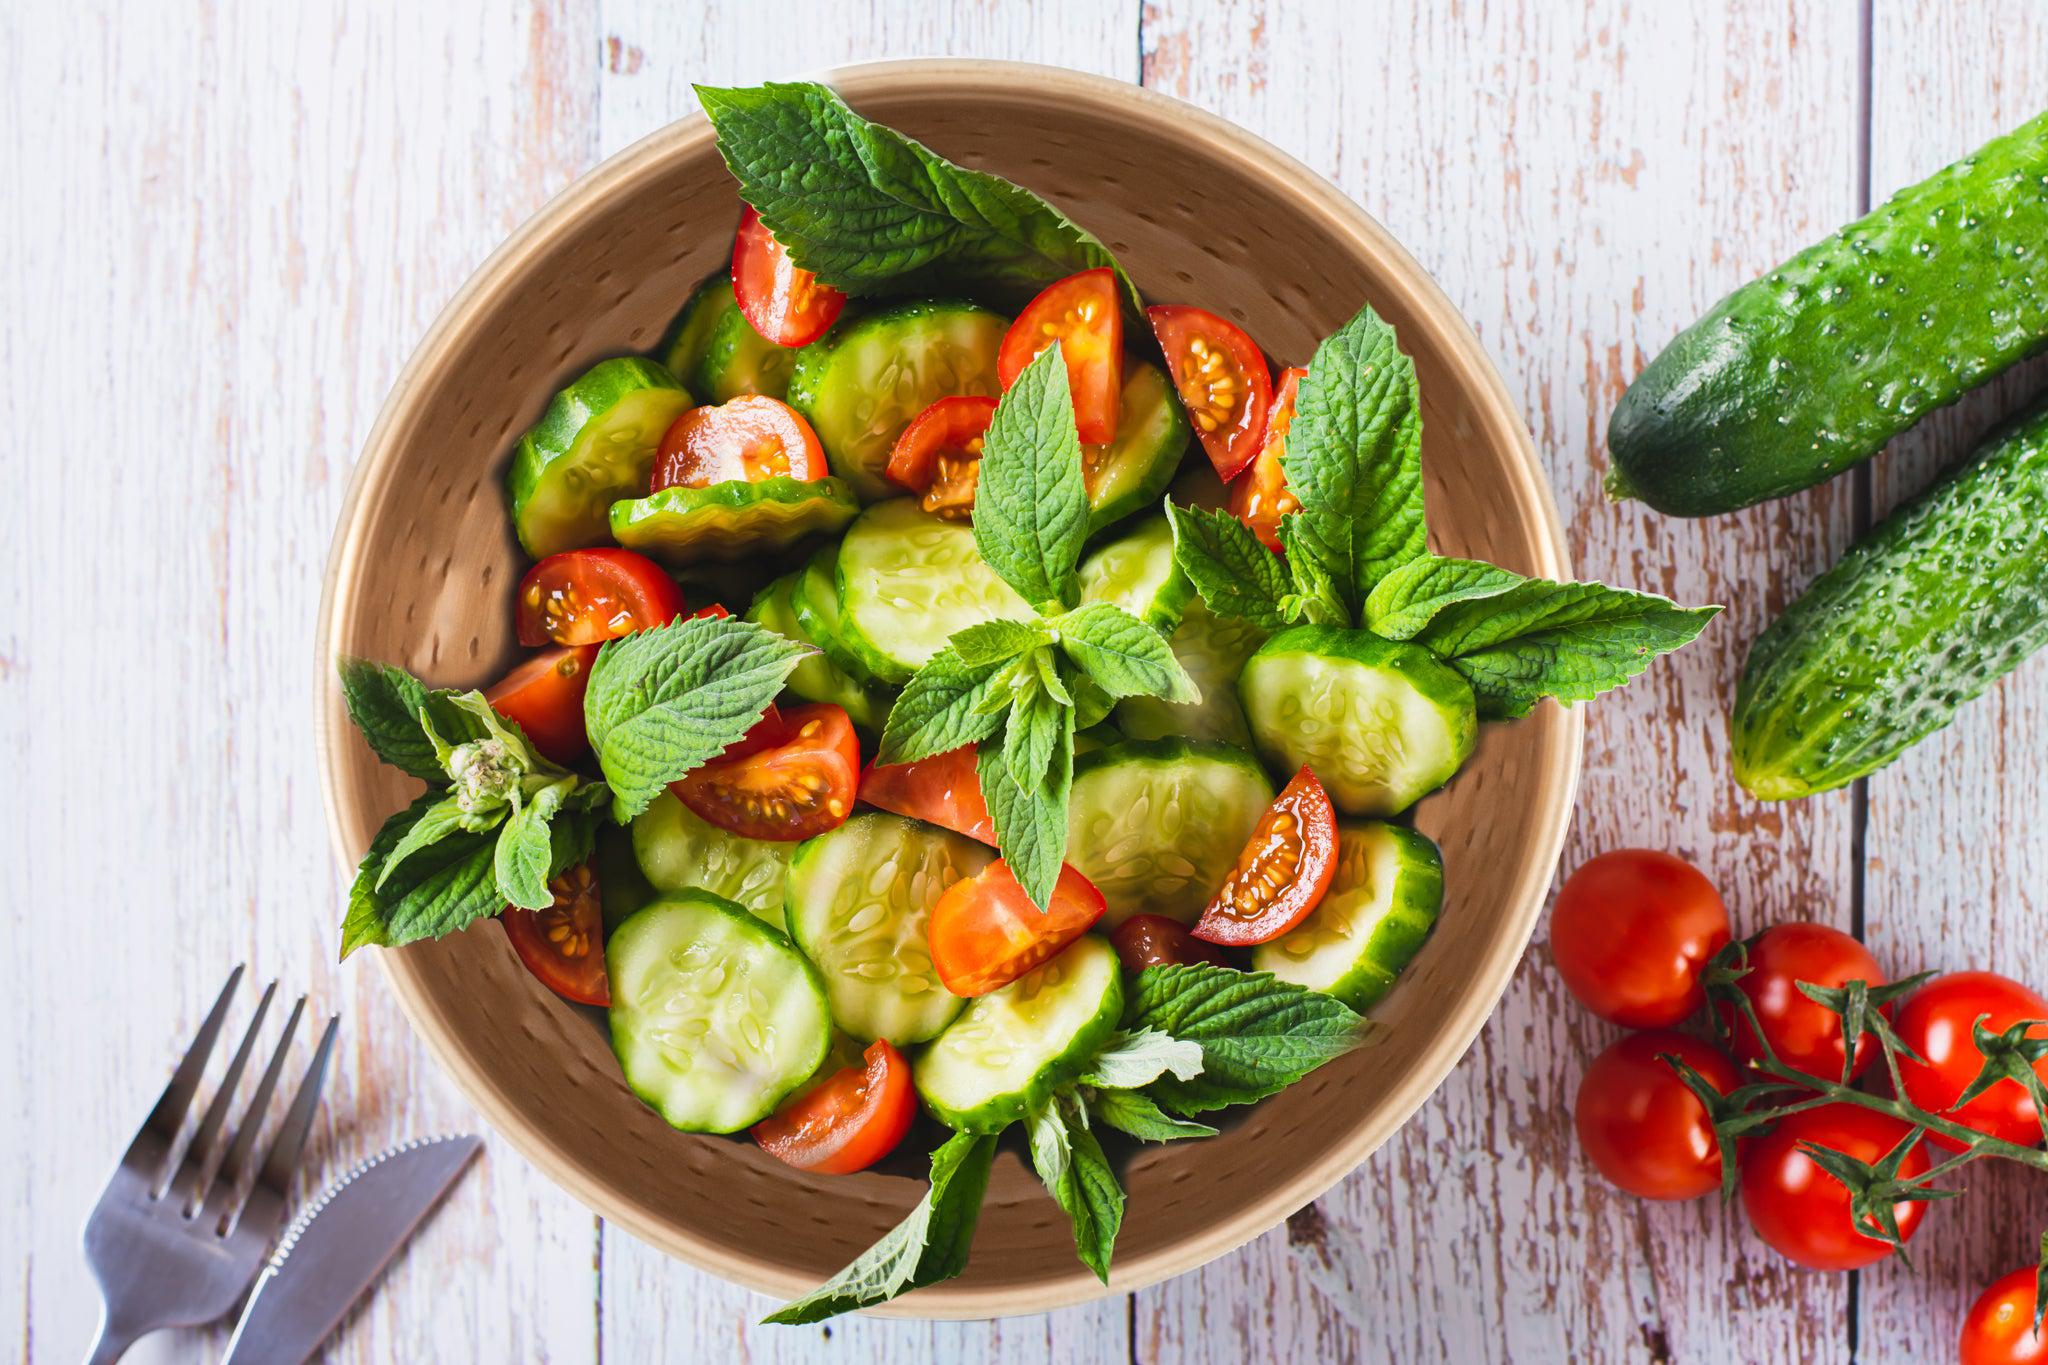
left=1192, top=767, right=1337, bottom=947
left=1739, top=1102, right=1929, bottom=1270
left=997, top=268, right=1123, bottom=443
left=501, top=863, right=609, bottom=1006
left=731, top=204, right=846, bottom=347
left=886, top=395, right=996, bottom=520
left=1229, top=366, right=1306, bottom=552
left=689, top=603, right=731, bottom=620
left=1962, top=1267, right=2048, bottom=1365
left=1719, top=922, right=1886, bottom=1081
left=514, top=547, right=685, bottom=647
left=1110, top=914, right=1230, bottom=972
left=1895, top=971, right=2048, bottom=1150
left=752, top=1039, right=915, bottom=1175
left=858, top=745, right=994, bottom=844
left=1574, top=1030, right=1736, bottom=1201
left=1148, top=304, right=1272, bottom=480
left=486, top=643, right=599, bottom=764
left=929, top=861, right=1105, bottom=997
left=652, top=394, right=825, bottom=490
left=718, top=702, right=787, bottom=763
left=1550, top=849, right=1731, bottom=1028
left=674, top=702, right=858, bottom=842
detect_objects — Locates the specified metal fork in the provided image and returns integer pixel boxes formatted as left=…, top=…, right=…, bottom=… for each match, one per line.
left=80, top=966, right=339, bottom=1365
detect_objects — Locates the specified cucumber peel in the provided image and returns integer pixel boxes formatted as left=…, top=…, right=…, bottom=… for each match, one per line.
left=1252, top=821, right=1444, bottom=1011
left=608, top=476, right=857, bottom=564
left=506, top=357, right=694, bottom=558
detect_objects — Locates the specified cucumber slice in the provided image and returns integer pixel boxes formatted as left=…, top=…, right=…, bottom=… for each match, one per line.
left=506, top=357, right=694, bottom=558
left=1251, top=821, right=1444, bottom=1011
left=834, top=498, right=1034, bottom=683
left=593, top=822, right=658, bottom=935
left=915, top=935, right=1124, bottom=1132
left=691, top=284, right=800, bottom=402
left=608, top=476, right=858, bottom=565
left=659, top=274, right=733, bottom=390
left=630, top=790, right=792, bottom=928
left=792, top=544, right=879, bottom=685
left=1077, top=514, right=1192, bottom=630
left=745, top=572, right=892, bottom=733
left=784, top=813, right=995, bottom=1046
left=607, top=893, right=830, bottom=1134
left=786, top=300, right=1008, bottom=501
left=1239, top=625, right=1479, bottom=817
left=1084, top=361, right=1190, bottom=535
left=1115, top=594, right=1268, bottom=747
left=1066, top=739, right=1275, bottom=928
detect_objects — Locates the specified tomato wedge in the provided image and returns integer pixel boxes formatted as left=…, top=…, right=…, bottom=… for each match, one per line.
left=731, top=205, right=846, bottom=347
left=751, top=1039, right=915, bottom=1174
left=514, top=547, right=685, bottom=647
left=674, top=702, right=858, bottom=841
left=1110, top=914, right=1231, bottom=972
left=688, top=603, right=731, bottom=620
left=886, top=395, right=996, bottom=520
left=486, top=643, right=599, bottom=764
left=1192, top=766, right=1338, bottom=946
left=858, top=745, right=994, bottom=844
left=930, top=861, right=1105, bottom=997
left=501, top=863, right=609, bottom=1006
left=1229, top=365, right=1306, bottom=552
left=997, top=268, right=1123, bottom=443
left=1149, top=304, right=1273, bottom=480
left=652, top=395, right=825, bottom=491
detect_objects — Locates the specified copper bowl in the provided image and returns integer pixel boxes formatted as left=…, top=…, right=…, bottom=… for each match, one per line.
left=316, top=58, right=1580, bottom=1317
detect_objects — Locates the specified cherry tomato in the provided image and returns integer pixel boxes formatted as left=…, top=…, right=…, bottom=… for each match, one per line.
left=1110, top=914, right=1230, bottom=972
left=1962, top=1267, right=2048, bottom=1365
left=1549, top=849, right=1731, bottom=1028
left=1229, top=366, right=1306, bottom=552
left=886, top=395, right=996, bottom=520
left=486, top=643, right=599, bottom=764
left=1192, top=767, right=1337, bottom=947
left=929, top=861, right=1105, bottom=997
left=673, top=702, right=858, bottom=842
left=1895, top=971, right=2048, bottom=1150
left=1148, top=304, right=1272, bottom=480
left=500, top=863, right=608, bottom=1006
left=858, top=745, right=994, bottom=845
left=513, top=548, right=685, bottom=647
left=751, top=1039, right=914, bottom=1175
left=1574, top=1030, right=1737, bottom=1201
left=730, top=205, right=845, bottom=347
left=718, top=702, right=786, bottom=763
left=689, top=603, right=731, bottom=620
left=1720, top=922, right=1886, bottom=1081
left=652, top=394, right=825, bottom=490
left=1739, top=1102, right=1929, bottom=1270
left=997, top=269, right=1123, bottom=443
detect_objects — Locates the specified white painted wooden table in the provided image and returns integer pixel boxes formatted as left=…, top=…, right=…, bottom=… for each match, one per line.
left=6, top=3, right=2045, bottom=1361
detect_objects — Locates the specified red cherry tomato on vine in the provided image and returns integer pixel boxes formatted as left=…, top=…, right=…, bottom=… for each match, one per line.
left=1720, top=922, right=1886, bottom=1081
left=1574, top=1030, right=1738, bottom=1201
left=1895, top=971, right=2048, bottom=1150
left=1962, top=1267, right=2048, bottom=1365
left=1111, top=915, right=1230, bottom=972
left=731, top=205, right=845, bottom=347
left=486, top=643, right=599, bottom=764
left=1148, top=304, right=1272, bottom=480
left=1549, top=850, right=1730, bottom=1028
left=1738, top=1102, right=1930, bottom=1271
left=997, top=269, right=1123, bottom=444
left=1191, top=767, right=1337, bottom=947
left=514, top=548, right=685, bottom=647
left=751, top=1040, right=914, bottom=1175
left=929, top=861, right=1104, bottom=998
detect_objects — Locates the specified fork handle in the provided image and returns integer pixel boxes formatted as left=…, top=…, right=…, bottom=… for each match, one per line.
left=82, top=1312, right=142, bottom=1365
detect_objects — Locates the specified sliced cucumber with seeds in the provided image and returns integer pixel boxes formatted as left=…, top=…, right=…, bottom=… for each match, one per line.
left=786, top=300, right=1007, bottom=501
left=1239, top=625, right=1477, bottom=818
left=690, top=282, right=801, bottom=401
left=1084, top=360, right=1190, bottom=535
left=915, top=935, right=1124, bottom=1133
left=630, top=790, right=792, bottom=928
left=608, top=476, right=858, bottom=565
left=745, top=572, right=892, bottom=733
left=659, top=274, right=733, bottom=390
left=507, top=357, right=694, bottom=558
left=835, top=498, right=1034, bottom=684
left=1077, top=514, right=1192, bottom=630
left=1252, top=821, right=1444, bottom=1011
left=792, top=544, right=879, bottom=685
left=784, top=813, right=995, bottom=1046
left=607, top=893, right=830, bottom=1134
left=1066, top=739, right=1275, bottom=928
left=1116, top=594, right=1268, bottom=748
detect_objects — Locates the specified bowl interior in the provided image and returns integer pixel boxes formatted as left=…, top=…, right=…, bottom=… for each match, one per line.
left=318, top=60, right=1578, bottom=1316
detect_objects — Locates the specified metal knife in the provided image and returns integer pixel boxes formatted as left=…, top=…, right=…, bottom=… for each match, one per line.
left=221, top=1133, right=483, bottom=1364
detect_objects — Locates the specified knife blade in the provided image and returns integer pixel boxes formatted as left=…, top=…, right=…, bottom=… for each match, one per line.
left=222, top=1133, right=483, bottom=1365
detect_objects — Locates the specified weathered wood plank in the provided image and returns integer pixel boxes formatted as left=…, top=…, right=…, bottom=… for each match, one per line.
left=1133, top=3, right=1863, bottom=1361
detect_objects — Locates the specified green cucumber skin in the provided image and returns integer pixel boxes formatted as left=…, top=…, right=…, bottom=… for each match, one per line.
left=1733, top=397, right=2048, bottom=799
left=607, top=476, right=857, bottom=564
left=505, top=357, right=693, bottom=557
left=1608, top=110, right=2048, bottom=516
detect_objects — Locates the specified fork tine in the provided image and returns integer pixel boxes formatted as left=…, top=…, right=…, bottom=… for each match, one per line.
left=178, top=980, right=277, bottom=1209
left=256, top=1014, right=339, bottom=1196
left=137, top=966, right=244, bottom=1161
left=199, top=995, right=304, bottom=1221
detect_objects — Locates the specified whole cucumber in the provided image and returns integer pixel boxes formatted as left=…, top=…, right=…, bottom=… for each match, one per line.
left=1732, top=396, right=2048, bottom=799
left=1608, top=109, right=2048, bottom=517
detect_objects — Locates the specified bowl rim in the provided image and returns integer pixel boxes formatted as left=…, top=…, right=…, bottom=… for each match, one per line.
left=315, top=56, right=1582, bottom=1318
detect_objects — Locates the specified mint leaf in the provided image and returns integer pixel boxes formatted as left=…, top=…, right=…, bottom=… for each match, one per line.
left=1078, top=1027, right=1206, bottom=1090
left=494, top=779, right=571, bottom=912
left=1164, top=502, right=1294, bottom=630
left=1027, top=1097, right=1124, bottom=1284
left=952, top=618, right=1051, bottom=669
left=374, top=793, right=482, bottom=892
left=977, top=709, right=1073, bottom=910
left=763, top=1130, right=998, bottom=1325
left=1283, top=304, right=1427, bottom=618
left=1003, top=678, right=1061, bottom=793
left=336, top=658, right=443, bottom=781
left=877, top=646, right=1011, bottom=766
left=1089, top=1089, right=1218, bottom=1143
left=697, top=82, right=1140, bottom=313
left=1056, top=602, right=1199, bottom=703
left=1409, top=578, right=1722, bottom=720
left=341, top=805, right=498, bottom=960
left=1123, top=964, right=1364, bottom=1114
left=975, top=344, right=1090, bottom=611
left=584, top=615, right=809, bottom=820
left=1062, top=657, right=1115, bottom=730
left=1364, top=555, right=1527, bottom=639
left=1276, top=516, right=1350, bottom=626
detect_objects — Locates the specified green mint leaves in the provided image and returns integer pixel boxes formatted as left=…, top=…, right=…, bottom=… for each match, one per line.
left=1026, top=1094, right=1125, bottom=1283
left=973, top=345, right=1090, bottom=611
left=697, top=82, right=1141, bottom=313
left=1119, top=963, right=1366, bottom=1113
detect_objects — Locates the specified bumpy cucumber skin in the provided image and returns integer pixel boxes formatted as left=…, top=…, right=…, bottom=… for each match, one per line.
left=1608, top=110, right=2048, bottom=516
left=506, top=357, right=694, bottom=558
left=1734, top=397, right=2048, bottom=799
left=693, top=294, right=799, bottom=402
left=745, top=572, right=892, bottom=732
left=1084, top=360, right=1191, bottom=537
left=1252, top=821, right=1444, bottom=1012
left=608, top=476, right=857, bottom=564
left=792, top=545, right=880, bottom=685
left=659, top=274, right=733, bottom=386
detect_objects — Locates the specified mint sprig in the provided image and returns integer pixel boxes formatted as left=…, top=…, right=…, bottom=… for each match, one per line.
left=973, top=343, right=1090, bottom=611
left=1027, top=1094, right=1125, bottom=1283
